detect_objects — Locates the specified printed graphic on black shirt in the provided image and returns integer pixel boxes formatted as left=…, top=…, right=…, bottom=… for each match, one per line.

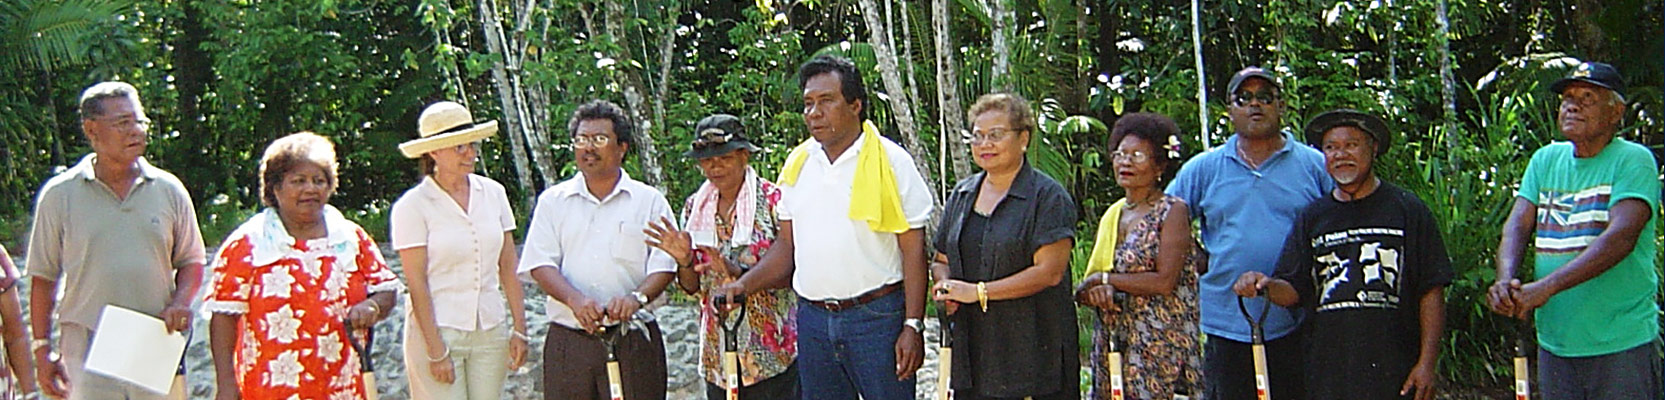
left=1311, top=227, right=1405, bottom=312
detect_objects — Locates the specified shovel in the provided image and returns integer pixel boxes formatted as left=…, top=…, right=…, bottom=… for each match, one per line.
left=345, top=324, right=378, bottom=399
left=1104, top=292, right=1128, bottom=400
left=1514, top=318, right=1533, bottom=400
left=714, top=294, right=746, bottom=400
left=595, top=324, right=626, bottom=400
left=1237, top=289, right=1271, bottom=400
left=593, top=313, right=653, bottom=400
left=933, top=292, right=954, bottom=400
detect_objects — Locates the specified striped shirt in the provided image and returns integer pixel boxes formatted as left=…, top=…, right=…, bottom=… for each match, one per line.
left=1516, top=139, right=1661, bottom=357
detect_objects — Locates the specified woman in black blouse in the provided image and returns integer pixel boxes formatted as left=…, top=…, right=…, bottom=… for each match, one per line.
left=931, top=93, right=1080, bottom=400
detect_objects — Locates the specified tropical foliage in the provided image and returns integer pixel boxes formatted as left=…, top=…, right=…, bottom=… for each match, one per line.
left=0, top=0, right=1659, bottom=394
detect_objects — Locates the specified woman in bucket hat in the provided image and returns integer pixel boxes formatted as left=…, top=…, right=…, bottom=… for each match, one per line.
left=645, top=114, right=801, bottom=399
left=391, top=101, right=530, bottom=399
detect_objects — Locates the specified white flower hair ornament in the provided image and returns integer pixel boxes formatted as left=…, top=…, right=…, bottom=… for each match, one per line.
left=1165, top=135, right=1183, bottom=160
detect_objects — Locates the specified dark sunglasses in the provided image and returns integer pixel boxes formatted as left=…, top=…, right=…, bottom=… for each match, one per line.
left=1232, top=90, right=1280, bottom=107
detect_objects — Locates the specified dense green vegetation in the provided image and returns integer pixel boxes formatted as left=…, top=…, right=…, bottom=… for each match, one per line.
left=2, top=0, right=1660, bottom=394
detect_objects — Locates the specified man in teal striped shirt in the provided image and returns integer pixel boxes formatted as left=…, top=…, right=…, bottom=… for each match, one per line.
left=1488, top=61, right=1661, bottom=400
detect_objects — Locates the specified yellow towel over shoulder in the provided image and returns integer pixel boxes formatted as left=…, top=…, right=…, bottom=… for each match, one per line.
left=1084, top=199, right=1127, bottom=276
left=778, top=120, right=910, bottom=233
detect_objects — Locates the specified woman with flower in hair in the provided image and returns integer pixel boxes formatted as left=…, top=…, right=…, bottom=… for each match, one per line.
left=1077, top=113, right=1204, bottom=399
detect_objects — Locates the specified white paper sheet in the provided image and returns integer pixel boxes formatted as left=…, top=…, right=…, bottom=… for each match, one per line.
left=84, top=305, right=185, bottom=395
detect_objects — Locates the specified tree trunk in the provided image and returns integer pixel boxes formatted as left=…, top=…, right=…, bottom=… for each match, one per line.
left=600, top=0, right=666, bottom=189
left=512, top=74, right=559, bottom=185
left=1436, top=0, right=1459, bottom=170
left=857, top=0, right=939, bottom=205
left=932, top=0, right=972, bottom=182
left=505, top=0, right=558, bottom=188
left=477, top=0, right=539, bottom=196
left=435, top=3, right=468, bottom=101
left=652, top=2, right=679, bottom=170
left=988, top=0, right=1012, bottom=91
left=521, top=81, right=555, bottom=169
left=39, top=69, right=63, bottom=167
left=171, top=0, right=212, bottom=181
left=1191, top=0, right=1210, bottom=145
left=1571, top=0, right=1610, bottom=60
left=893, top=0, right=924, bottom=126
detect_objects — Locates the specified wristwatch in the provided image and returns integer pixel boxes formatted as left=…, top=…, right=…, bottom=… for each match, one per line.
left=902, top=318, right=925, bottom=333
left=631, top=291, right=650, bottom=306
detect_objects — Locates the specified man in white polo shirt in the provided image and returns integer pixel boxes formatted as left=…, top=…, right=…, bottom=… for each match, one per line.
left=518, top=100, right=677, bottom=400
left=716, top=55, right=933, bottom=400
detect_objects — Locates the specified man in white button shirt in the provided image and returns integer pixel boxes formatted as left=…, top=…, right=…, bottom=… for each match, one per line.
left=715, top=55, right=934, bottom=400
left=517, top=100, right=676, bottom=400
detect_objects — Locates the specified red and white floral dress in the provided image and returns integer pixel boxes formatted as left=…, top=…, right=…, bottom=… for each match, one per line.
left=204, top=207, right=403, bottom=400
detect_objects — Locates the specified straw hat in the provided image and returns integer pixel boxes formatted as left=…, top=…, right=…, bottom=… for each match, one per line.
left=399, top=101, right=498, bottom=158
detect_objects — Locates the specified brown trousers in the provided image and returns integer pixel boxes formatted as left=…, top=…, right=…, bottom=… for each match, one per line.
left=542, top=322, right=667, bottom=400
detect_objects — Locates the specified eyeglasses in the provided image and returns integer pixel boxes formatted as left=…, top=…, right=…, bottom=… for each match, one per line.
left=693, top=128, right=735, bottom=147
left=281, top=174, right=332, bottom=189
left=967, top=128, right=1017, bottom=145
left=94, top=115, right=152, bottom=130
left=1111, top=150, right=1151, bottom=163
left=449, top=142, right=481, bottom=153
left=572, top=134, right=613, bottom=149
left=1232, top=90, right=1280, bottom=107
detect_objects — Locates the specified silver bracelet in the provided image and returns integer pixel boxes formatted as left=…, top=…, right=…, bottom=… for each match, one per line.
left=511, top=330, right=532, bottom=342
left=426, top=346, right=451, bottom=362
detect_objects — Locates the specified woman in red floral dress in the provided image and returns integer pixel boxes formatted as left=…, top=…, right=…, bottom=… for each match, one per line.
left=205, top=132, right=403, bottom=400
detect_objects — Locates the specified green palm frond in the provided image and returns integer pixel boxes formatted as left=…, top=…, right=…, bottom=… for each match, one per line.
left=0, top=0, right=135, bottom=72
left=954, top=0, right=992, bottom=28
left=1030, top=98, right=1102, bottom=189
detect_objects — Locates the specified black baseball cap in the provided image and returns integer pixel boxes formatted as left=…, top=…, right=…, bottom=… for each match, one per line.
left=1227, top=66, right=1281, bottom=97
left=685, top=114, right=762, bottom=159
left=1304, top=109, right=1392, bottom=157
left=1550, top=61, right=1625, bottom=97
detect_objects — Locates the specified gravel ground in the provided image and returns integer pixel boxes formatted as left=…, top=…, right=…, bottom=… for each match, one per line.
left=8, top=247, right=950, bottom=399
left=6, top=249, right=1518, bottom=399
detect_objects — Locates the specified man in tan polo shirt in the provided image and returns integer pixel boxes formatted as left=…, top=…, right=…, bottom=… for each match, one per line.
left=26, top=81, right=205, bottom=400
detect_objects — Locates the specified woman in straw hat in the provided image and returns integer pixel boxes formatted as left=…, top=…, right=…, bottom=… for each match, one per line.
left=391, top=101, right=529, bottom=399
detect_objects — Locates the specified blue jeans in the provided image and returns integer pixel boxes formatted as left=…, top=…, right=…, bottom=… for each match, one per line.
left=797, top=289, right=915, bottom=400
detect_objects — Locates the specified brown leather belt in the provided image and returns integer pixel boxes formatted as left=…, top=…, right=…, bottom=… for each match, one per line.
left=804, top=282, right=902, bottom=312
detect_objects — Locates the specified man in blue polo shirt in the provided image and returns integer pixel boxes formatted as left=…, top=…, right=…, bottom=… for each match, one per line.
left=1166, top=66, right=1331, bottom=400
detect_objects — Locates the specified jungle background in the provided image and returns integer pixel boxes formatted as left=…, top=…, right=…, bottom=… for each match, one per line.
left=0, top=0, right=1661, bottom=398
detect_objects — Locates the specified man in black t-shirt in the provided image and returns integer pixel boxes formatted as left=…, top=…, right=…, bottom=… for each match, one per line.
left=1233, top=109, right=1453, bottom=400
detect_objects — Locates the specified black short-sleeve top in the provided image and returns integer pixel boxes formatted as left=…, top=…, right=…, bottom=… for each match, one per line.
left=932, top=161, right=1080, bottom=397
